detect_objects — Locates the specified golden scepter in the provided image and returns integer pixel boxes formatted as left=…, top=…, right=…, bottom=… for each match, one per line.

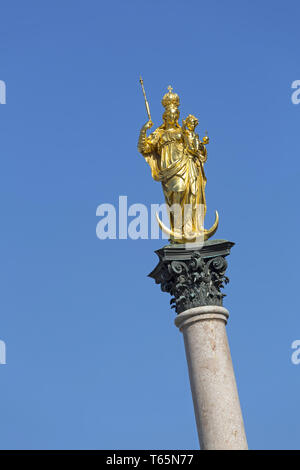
left=139, top=76, right=152, bottom=122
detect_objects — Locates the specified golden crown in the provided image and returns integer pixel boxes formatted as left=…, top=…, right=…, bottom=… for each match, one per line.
left=162, top=85, right=180, bottom=109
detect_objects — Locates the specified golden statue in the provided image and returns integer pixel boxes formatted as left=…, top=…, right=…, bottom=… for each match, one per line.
left=138, top=79, right=219, bottom=243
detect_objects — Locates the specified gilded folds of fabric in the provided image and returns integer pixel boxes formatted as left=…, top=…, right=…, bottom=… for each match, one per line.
left=139, top=126, right=207, bottom=233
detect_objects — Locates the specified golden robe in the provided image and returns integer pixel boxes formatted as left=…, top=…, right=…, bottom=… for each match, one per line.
left=139, top=125, right=207, bottom=236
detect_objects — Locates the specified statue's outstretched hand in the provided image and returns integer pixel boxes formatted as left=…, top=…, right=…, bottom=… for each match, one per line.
left=143, top=120, right=153, bottom=130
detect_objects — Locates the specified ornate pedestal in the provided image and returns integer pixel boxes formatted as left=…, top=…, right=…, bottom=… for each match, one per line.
left=149, top=239, right=234, bottom=313
left=149, top=240, right=248, bottom=450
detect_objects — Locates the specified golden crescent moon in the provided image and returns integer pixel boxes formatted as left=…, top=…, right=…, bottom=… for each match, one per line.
left=155, top=210, right=219, bottom=243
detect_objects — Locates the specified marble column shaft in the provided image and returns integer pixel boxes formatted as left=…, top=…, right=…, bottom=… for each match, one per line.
left=175, top=306, right=248, bottom=450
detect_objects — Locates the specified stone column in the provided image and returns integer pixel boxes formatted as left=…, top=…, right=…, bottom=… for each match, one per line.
left=175, top=305, right=247, bottom=450
left=149, top=239, right=247, bottom=450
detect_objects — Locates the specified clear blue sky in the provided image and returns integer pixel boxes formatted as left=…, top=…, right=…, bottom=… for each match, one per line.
left=0, top=0, right=300, bottom=450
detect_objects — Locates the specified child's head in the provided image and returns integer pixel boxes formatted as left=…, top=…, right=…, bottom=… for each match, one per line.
left=184, top=114, right=198, bottom=131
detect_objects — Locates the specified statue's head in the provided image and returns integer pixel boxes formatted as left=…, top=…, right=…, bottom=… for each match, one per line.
left=161, top=85, right=180, bottom=127
left=163, top=106, right=180, bottom=126
left=184, top=114, right=198, bottom=131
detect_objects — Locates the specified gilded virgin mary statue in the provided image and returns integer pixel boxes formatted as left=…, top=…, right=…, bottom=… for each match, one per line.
left=138, top=84, right=219, bottom=243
